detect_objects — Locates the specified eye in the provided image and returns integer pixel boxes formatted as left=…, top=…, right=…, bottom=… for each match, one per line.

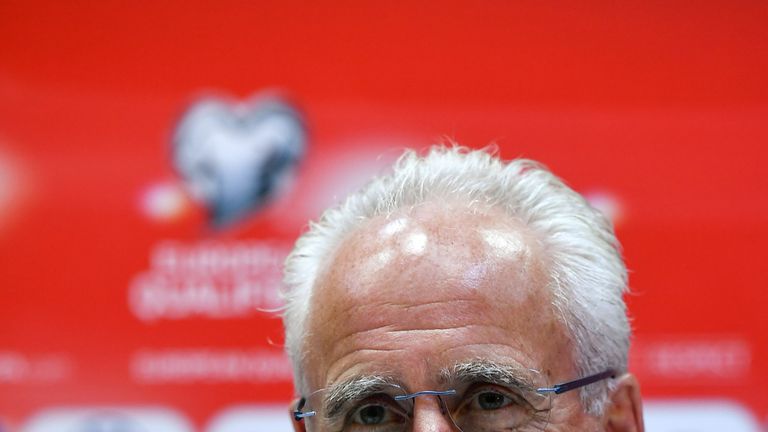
left=354, top=404, right=387, bottom=424
left=476, top=391, right=509, bottom=410
left=457, top=383, right=536, bottom=414
left=348, top=399, right=407, bottom=429
left=453, top=385, right=545, bottom=431
left=471, top=389, right=513, bottom=411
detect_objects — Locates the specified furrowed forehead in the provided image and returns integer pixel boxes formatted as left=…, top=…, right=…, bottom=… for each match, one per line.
left=301, top=201, right=566, bottom=395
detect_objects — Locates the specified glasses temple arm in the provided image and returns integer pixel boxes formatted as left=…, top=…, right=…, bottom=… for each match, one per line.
left=537, top=369, right=616, bottom=395
left=293, top=397, right=317, bottom=421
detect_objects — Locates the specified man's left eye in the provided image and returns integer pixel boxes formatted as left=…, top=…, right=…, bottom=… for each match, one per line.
left=351, top=403, right=399, bottom=425
left=357, top=404, right=386, bottom=424
left=472, top=390, right=513, bottom=411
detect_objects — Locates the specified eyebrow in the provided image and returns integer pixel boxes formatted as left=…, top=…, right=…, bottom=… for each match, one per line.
left=440, top=359, right=540, bottom=394
left=324, top=375, right=401, bottom=421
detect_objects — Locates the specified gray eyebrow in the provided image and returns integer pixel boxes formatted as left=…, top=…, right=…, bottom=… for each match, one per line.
left=440, top=359, right=540, bottom=394
left=324, top=375, right=402, bottom=420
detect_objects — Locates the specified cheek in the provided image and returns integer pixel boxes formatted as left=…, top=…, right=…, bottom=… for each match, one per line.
left=546, top=393, right=603, bottom=432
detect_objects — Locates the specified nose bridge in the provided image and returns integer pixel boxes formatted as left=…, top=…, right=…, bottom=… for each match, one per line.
left=410, top=394, right=458, bottom=432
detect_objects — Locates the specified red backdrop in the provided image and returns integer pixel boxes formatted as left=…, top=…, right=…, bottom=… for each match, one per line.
left=1, top=1, right=766, bottom=430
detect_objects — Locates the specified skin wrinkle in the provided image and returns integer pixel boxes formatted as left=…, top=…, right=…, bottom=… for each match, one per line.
left=326, top=323, right=525, bottom=385
left=321, top=312, right=551, bottom=396
left=328, top=299, right=486, bottom=348
left=328, top=326, right=466, bottom=369
left=378, top=299, right=477, bottom=310
left=441, top=344, right=537, bottom=369
left=320, top=302, right=563, bottom=396
left=339, top=324, right=505, bottom=342
left=328, top=297, right=495, bottom=343
left=302, top=202, right=596, bottom=431
left=333, top=325, right=510, bottom=354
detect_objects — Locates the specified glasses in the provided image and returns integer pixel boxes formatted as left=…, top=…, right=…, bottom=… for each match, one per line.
left=293, top=369, right=615, bottom=431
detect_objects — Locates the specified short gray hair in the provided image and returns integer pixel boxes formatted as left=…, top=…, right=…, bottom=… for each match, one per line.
left=282, top=146, right=629, bottom=415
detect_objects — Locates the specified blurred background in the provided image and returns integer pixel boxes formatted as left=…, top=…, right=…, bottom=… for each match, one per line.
left=1, top=1, right=767, bottom=431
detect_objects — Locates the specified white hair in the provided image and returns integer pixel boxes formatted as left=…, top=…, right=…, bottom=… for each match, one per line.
left=282, top=146, right=629, bottom=415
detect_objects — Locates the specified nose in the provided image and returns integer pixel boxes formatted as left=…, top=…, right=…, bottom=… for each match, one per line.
left=410, top=397, right=459, bottom=432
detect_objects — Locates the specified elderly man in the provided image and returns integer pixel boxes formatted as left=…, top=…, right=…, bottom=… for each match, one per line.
left=281, top=147, right=644, bottom=431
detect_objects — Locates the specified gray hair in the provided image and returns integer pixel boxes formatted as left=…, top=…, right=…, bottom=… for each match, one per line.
left=282, top=146, right=629, bottom=415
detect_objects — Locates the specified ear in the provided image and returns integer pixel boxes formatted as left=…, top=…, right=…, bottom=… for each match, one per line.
left=604, top=373, right=644, bottom=432
left=289, top=398, right=307, bottom=432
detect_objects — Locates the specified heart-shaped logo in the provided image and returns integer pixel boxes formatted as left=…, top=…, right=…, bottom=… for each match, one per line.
left=172, top=94, right=306, bottom=227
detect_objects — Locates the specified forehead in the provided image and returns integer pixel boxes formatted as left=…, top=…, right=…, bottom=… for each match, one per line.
left=325, top=202, right=537, bottom=291
left=304, top=202, right=569, bottom=390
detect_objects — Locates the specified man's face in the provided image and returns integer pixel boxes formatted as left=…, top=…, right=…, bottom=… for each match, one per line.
left=301, top=202, right=602, bottom=431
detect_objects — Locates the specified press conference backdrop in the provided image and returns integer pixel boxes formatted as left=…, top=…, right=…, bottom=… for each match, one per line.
left=1, top=1, right=767, bottom=431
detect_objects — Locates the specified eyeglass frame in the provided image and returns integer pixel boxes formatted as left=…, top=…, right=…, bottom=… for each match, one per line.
left=293, top=368, right=616, bottom=422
